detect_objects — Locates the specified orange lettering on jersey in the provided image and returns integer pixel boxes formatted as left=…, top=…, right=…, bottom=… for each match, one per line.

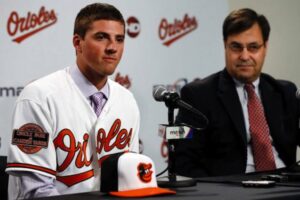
left=96, top=119, right=132, bottom=154
left=75, top=133, right=92, bottom=168
left=53, top=129, right=92, bottom=172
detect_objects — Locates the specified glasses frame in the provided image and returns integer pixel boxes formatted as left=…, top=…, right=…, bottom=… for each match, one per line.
left=227, top=42, right=265, bottom=53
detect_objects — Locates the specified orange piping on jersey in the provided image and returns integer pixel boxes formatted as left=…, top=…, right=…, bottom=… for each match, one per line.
left=56, top=169, right=94, bottom=187
left=7, top=163, right=56, bottom=176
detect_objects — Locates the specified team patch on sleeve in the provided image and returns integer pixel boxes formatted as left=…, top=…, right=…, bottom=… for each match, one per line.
left=12, top=123, right=49, bottom=154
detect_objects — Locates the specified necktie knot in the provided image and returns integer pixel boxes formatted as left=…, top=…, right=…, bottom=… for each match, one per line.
left=244, top=83, right=254, bottom=93
left=90, top=92, right=104, bottom=117
left=245, top=83, right=257, bottom=101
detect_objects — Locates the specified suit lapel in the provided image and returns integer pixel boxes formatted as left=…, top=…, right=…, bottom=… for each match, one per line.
left=217, top=70, right=247, bottom=145
left=215, top=71, right=284, bottom=154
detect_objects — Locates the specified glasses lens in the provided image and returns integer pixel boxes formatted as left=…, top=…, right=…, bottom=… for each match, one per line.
left=228, top=43, right=263, bottom=53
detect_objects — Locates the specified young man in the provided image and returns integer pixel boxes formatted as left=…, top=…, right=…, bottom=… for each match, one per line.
left=174, top=8, right=300, bottom=177
left=6, top=3, right=140, bottom=199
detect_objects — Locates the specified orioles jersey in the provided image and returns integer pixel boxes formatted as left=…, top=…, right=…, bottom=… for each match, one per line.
left=6, top=67, right=140, bottom=197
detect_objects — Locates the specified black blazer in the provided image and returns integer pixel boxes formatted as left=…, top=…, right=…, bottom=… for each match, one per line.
left=174, top=69, right=300, bottom=177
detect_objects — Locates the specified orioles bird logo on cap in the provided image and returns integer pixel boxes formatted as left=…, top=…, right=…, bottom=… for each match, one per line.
left=137, top=163, right=153, bottom=183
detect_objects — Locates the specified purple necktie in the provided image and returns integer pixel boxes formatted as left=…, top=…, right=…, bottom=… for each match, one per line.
left=90, top=92, right=104, bottom=117
left=245, top=83, right=276, bottom=171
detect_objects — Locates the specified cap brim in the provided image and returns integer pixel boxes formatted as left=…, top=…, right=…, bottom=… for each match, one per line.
left=109, top=187, right=176, bottom=197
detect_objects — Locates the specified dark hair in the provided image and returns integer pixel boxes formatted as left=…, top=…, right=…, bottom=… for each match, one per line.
left=74, top=3, right=125, bottom=38
left=223, top=8, right=270, bottom=42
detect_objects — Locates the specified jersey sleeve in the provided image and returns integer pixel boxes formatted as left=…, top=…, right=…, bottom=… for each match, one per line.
left=6, top=99, right=57, bottom=178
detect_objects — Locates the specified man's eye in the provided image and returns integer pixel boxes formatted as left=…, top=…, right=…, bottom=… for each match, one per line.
left=97, top=36, right=104, bottom=40
left=230, top=44, right=243, bottom=52
left=248, top=45, right=260, bottom=52
left=228, top=43, right=263, bottom=53
left=95, top=34, right=105, bottom=40
left=116, top=37, right=124, bottom=43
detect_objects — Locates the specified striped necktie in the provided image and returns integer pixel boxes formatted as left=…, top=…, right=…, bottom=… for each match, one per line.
left=90, top=92, right=104, bottom=117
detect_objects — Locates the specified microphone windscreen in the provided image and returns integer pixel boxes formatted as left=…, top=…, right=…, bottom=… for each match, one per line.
left=296, top=90, right=300, bottom=99
left=153, top=85, right=167, bottom=101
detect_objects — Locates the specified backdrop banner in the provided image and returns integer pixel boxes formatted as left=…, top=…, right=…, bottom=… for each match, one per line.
left=0, top=0, right=228, bottom=172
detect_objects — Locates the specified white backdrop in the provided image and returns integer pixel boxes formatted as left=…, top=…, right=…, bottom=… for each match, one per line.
left=0, top=0, right=228, bottom=172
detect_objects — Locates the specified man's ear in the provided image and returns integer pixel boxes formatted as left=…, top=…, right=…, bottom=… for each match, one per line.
left=73, top=34, right=82, bottom=53
left=264, top=41, right=269, bottom=49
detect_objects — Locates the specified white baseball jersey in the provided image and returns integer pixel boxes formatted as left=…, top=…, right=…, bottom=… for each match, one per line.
left=6, top=67, right=140, bottom=198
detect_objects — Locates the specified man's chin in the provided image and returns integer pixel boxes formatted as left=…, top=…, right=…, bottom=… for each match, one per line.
left=236, top=75, right=257, bottom=83
left=101, top=67, right=117, bottom=77
left=107, top=70, right=116, bottom=76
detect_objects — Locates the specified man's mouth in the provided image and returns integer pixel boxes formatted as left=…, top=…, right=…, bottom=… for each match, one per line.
left=103, top=56, right=117, bottom=62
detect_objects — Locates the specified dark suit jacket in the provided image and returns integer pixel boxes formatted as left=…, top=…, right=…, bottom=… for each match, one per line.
left=174, top=69, right=300, bottom=177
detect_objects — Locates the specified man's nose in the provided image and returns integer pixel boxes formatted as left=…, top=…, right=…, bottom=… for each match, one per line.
left=239, top=48, right=251, bottom=60
left=105, top=41, right=117, bottom=54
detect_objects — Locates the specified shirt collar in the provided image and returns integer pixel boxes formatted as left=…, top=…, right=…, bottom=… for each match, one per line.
left=70, top=65, right=109, bottom=99
left=233, top=77, right=260, bottom=89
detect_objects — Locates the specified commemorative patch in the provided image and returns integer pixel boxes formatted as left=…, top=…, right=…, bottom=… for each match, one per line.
left=12, top=123, right=49, bottom=154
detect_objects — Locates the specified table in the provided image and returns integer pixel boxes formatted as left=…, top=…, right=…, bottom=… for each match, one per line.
left=35, top=172, right=300, bottom=200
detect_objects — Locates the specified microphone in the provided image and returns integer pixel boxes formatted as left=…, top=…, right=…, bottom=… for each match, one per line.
left=153, top=85, right=209, bottom=126
left=153, top=85, right=181, bottom=108
left=296, top=89, right=300, bottom=99
left=154, top=85, right=199, bottom=188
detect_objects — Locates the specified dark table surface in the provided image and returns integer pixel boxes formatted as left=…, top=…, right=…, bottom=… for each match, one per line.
left=35, top=171, right=300, bottom=200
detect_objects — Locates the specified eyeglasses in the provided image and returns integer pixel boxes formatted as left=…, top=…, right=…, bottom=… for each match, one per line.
left=227, top=42, right=264, bottom=53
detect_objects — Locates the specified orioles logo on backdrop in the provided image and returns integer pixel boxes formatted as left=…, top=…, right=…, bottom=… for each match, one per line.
left=7, top=6, right=57, bottom=43
left=158, top=14, right=198, bottom=47
left=137, top=163, right=153, bottom=183
left=126, top=16, right=141, bottom=38
left=52, top=118, right=132, bottom=186
left=114, top=72, right=132, bottom=89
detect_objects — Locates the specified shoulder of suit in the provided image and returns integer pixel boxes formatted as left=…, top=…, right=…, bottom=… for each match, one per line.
left=187, top=71, right=221, bottom=86
left=260, top=73, right=296, bottom=89
left=183, top=70, right=222, bottom=90
left=260, top=73, right=297, bottom=100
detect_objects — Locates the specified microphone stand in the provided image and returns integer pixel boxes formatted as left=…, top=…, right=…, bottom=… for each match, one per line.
left=157, top=105, right=197, bottom=187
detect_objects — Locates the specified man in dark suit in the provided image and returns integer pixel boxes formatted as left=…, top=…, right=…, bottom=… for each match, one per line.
left=174, top=8, right=300, bottom=178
